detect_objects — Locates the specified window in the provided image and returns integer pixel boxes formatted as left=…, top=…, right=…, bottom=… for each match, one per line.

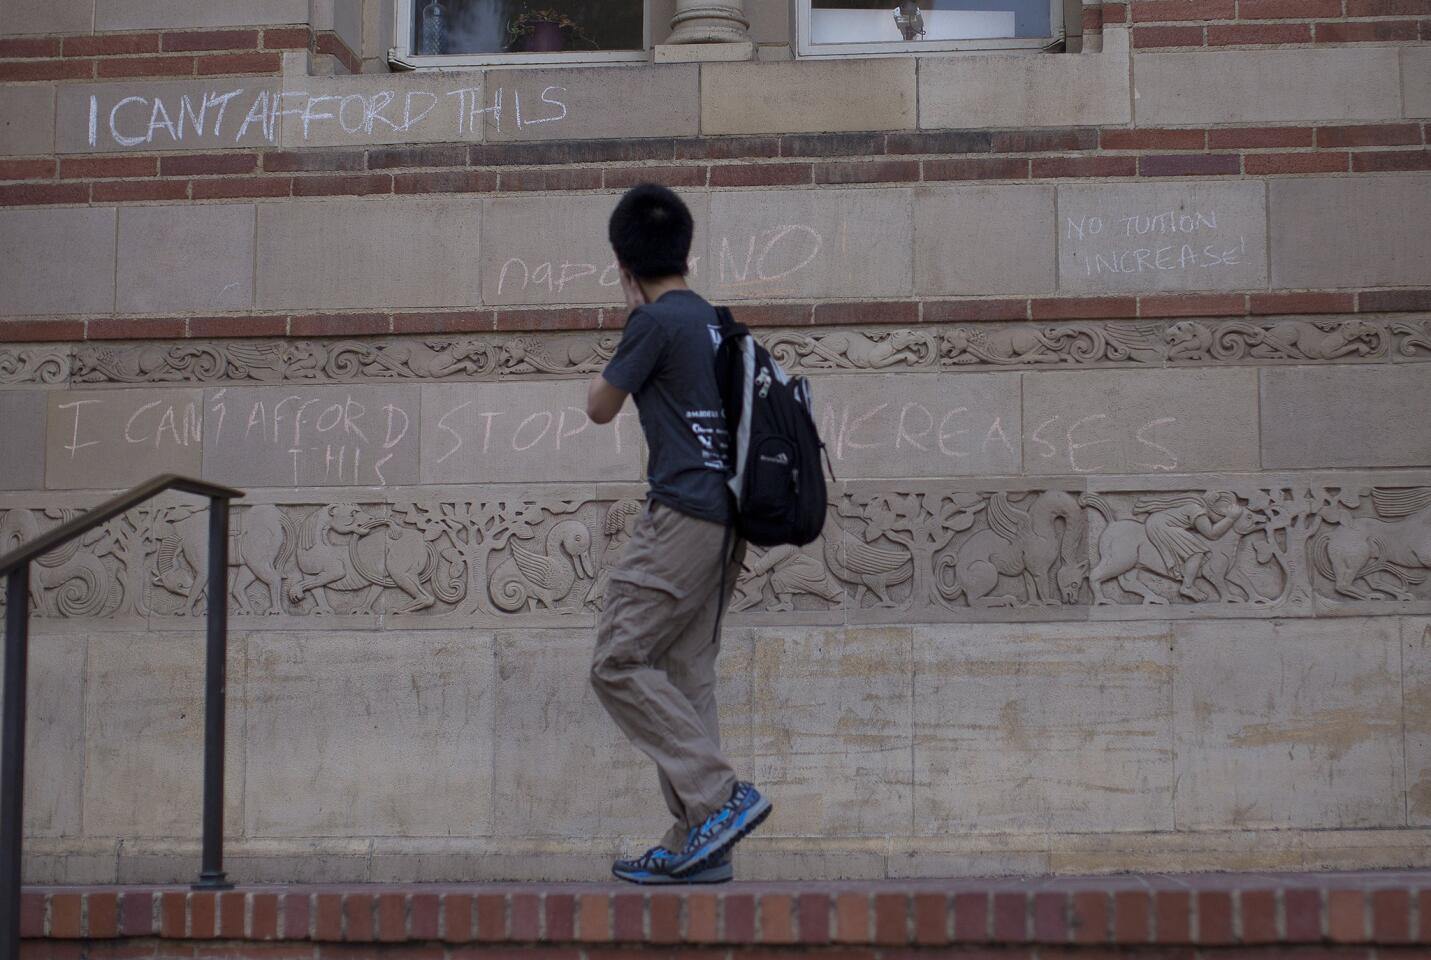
left=392, top=0, right=649, bottom=68
left=799, top=0, right=1065, bottom=56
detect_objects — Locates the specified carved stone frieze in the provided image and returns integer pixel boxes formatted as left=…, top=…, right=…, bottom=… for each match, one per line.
left=4, top=475, right=1428, bottom=626
left=18, top=314, right=1421, bottom=388
left=1392, top=317, right=1431, bottom=358
left=0, top=346, right=71, bottom=385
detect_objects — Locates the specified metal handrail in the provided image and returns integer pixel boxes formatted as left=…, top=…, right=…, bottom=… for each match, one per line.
left=1, top=475, right=244, bottom=960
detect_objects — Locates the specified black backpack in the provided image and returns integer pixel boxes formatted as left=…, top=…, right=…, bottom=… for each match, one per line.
left=713, top=307, right=829, bottom=548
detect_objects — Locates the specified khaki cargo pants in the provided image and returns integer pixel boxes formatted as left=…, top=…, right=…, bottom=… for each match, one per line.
left=591, top=499, right=746, bottom=852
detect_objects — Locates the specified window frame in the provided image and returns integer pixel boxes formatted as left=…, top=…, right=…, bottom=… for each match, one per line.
left=795, top=0, right=1065, bottom=58
left=390, top=0, right=653, bottom=69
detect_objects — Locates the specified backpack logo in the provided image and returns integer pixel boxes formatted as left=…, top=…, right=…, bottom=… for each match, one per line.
left=759, top=451, right=789, bottom=466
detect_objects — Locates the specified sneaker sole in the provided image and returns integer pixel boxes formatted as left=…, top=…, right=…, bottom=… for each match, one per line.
left=612, top=860, right=733, bottom=885
left=670, top=796, right=772, bottom=879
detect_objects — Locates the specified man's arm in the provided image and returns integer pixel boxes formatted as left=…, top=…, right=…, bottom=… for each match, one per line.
left=587, top=375, right=628, bottom=425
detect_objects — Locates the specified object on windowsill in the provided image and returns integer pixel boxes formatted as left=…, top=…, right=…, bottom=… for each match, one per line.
left=893, top=1, right=926, bottom=41
left=419, top=0, right=447, bottom=54
left=506, top=8, right=599, bottom=52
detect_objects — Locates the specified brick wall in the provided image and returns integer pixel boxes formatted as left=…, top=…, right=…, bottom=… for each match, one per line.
left=1, top=2, right=1429, bottom=883
left=16, top=876, right=1431, bottom=955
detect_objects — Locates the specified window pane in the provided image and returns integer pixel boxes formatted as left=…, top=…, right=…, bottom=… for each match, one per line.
left=810, top=0, right=1051, bottom=42
left=412, top=0, right=643, bottom=55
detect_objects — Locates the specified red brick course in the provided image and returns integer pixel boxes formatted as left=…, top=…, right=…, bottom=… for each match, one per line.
left=1316, top=18, right=1421, bottom=40
left=1243, top=151, right=1350, bottom=173
left=1134, top=25, right=1206, bottom=46
left=4, top=283, right=1430, bottom=345
left=1208, top=21, right=1313, bottom=42
left=1239, top=0, right=1342, bottom=16
left=1100, top=128, right=1206, bottom=150
left=1133, top=0, right=1237, bottom=22
left=62, top=33, right=158, bottom=56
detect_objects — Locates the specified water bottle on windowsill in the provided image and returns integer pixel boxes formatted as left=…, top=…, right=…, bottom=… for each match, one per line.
left=420, top=0, right=447, bottom=54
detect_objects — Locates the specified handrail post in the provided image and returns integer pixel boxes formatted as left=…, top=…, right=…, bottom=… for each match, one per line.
left=2, top=567, right=31, bottom=960
left=194, top=496, right=232, bottom=891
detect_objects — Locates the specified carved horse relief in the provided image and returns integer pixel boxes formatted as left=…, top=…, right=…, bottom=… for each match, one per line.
left=1082, top=492, right=1262, bottom=605
left=490, top=519, right=595, bottom=612
left=281, top=504, right=462, bottom=615
left=935, top=491, right=1087, bottom=608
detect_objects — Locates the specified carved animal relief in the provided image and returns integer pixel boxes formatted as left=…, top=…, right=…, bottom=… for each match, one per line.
left=2, top=478, right=1427, bottom=625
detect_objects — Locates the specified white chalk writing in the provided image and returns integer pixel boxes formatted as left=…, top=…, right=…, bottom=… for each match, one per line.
left=83, top=82, right=571, bottom=148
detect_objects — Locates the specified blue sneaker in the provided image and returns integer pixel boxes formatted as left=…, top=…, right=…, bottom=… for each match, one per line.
left=668, top=782, right=771, bottom=879
left=612, top=845, right=733, bottom=885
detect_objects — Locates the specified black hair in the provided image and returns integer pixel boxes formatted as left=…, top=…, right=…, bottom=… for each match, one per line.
left=608, top=183, right=693, bottom=279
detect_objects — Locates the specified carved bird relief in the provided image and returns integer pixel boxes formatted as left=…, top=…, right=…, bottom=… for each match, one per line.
left=490, top=519, right=595, bottom=612
left=821, top=518, right=913, bottom=608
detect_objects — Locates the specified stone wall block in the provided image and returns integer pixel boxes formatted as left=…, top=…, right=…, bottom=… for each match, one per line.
left=1406, top=618, right=1431, bottom=826
left=814, top=373, right=1022, bottom=478
left=279, top=71, right=486, bottom=148
left=1260, top=365, right=1431, bottom=470
left=920, top=27, right=1131, bottom=129
left=420, top=381, right=644, bottom=485
left=490, top=629, right=737, bottom=838
left=913, top=622, right=1175, bottom=833
left=707, top=188, right=913, bottom=301
left=1171, top=618, right=1405, bottom=829
left=0, top=0, right=95, bottom=35
left=0, top=634, right=85, bottom=837
left=752, top=626, right=914, bottom=836
left=0, top=84, right=57, bottom=157
left=45, top=388, right=204, bottom=490
left=481, top=192, right=709, bottom=306
left=94, top=0, right=309, bottom=30
left=1405, top=48, right=1431, bottom=119
left=0, top=391, right=48, bottom=491
left=1134, top=47, right=1402, bottom=125
left=202, top=384, right=422, bottom=487
left=1057, top=180, right=1268, bottom=293
left=82, top=630, right=245, bottom=838
left=482, top=65, right=699, bottom=142
left=255, top=198, right=483, bottom=310
left=242, top=630, right=495, bottom=837
left=1022, top=368, right=1261, bottom=476
left=701, top=58, right=915, bottom=135
left=117, top=204, right=256, bottom=314
left=0, top=208, right=116, bottom=318
left=914, top=184, right=1057, bottom=297
left=57, top=80, right=284, bottom=154
left=1269, top=175, right=1431, bottom=290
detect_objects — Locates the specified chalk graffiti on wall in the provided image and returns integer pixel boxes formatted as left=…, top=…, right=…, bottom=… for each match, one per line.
left=83, top=82, right=571, bottom=148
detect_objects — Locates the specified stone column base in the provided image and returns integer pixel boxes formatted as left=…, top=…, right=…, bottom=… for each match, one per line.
left=667, top=2, right=750, bottom=44
left=653, top=39, right=755, bottom=62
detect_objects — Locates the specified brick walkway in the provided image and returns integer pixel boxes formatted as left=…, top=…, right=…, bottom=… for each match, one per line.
left=17, top=870, right=1431, bottom=957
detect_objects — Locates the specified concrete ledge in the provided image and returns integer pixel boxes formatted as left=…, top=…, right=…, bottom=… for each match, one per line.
left=17, top=871, right=1431, bottom=948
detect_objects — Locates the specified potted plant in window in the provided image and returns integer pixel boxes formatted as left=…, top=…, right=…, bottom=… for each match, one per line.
left=506, top=8, right=597, bottom=52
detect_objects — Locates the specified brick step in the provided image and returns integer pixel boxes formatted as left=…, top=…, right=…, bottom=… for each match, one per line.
left=18, top=870, right=1431, bottom=955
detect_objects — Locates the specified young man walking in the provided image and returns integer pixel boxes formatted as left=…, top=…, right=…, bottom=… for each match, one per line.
left=586, top=184, right=772, bottom=885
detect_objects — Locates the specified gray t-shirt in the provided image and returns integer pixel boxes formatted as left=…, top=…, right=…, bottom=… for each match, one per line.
left=602, top=289, right=731, bottom=525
